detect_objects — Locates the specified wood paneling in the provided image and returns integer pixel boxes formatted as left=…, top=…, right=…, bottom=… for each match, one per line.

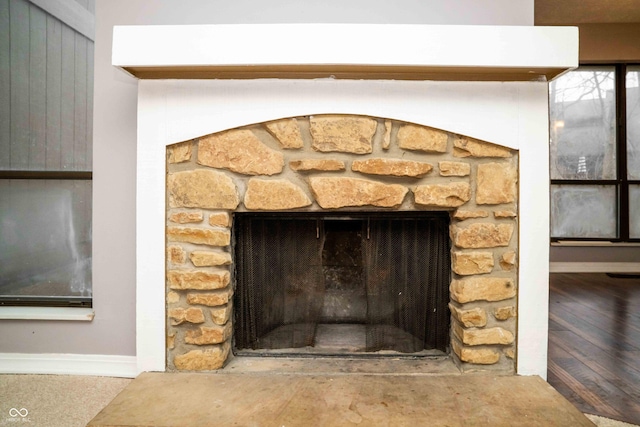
left=548, top=273, right=640, bottom=424
left=1, top=0, right=93, bottom=172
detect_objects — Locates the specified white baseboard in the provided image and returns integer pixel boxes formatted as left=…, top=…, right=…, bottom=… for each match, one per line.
left=0, top=353, right=138, bottom=378
left=550, top=262, right=640, bottom=273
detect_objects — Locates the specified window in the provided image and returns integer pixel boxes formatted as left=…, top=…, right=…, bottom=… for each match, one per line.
left=549, top=65, right=640, bottom=242
left=0, top=0, right=94, bottom=307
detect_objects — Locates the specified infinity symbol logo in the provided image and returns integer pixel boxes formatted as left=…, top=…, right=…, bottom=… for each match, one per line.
left=9, top=408, right=28, bottom=417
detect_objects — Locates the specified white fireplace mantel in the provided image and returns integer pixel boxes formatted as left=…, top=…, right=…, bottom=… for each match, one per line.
left=114, top=24, right=579, bottom=378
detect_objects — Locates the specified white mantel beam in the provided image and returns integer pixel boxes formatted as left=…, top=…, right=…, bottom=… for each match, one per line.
left=112, top=24, right=578, bottom=82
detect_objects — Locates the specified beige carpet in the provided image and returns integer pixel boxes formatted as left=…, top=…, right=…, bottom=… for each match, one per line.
left=0, top=374, right=131, bottom=427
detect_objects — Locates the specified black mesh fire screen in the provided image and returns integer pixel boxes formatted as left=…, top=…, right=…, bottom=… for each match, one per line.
left=234, top=212, right=450, bottom=356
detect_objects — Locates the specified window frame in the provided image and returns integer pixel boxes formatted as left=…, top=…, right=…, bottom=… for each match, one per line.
left=550, top=63, right=640, bottom=243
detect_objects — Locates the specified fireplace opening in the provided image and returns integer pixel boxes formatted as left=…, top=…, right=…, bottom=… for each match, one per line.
left=233, top=212, right=451, bottom=357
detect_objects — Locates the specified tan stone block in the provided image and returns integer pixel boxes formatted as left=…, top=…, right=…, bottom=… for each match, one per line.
left=352, top=158, right=433, bottom=178
left=190, top=251, right=232, bottom=267
left=167, top=141, right=192, bottom=163
left=289, top=159, right=346, bottom=172
left=500, top=251, right=516, bottom=271
left=167, top=245, right=186, bottom=264
left=494, top=210, right=517, bottom=218
left=452, top=223, right=514, bottom=248
left=453, top=323, right=514, bottom=346
left=476, top=163, right=517, bottom=205
left=185, top=323, right=232, bottom=345
left=451, top=339, right=500, bottom=365
left=169, top=211, right=204, bottom=224
left=309, top=177, right=407, bottom=209
left=173, top=343, right=230, bottom=371
left=168, top=169, right=239, bottom=209
left=211, top=303, right=232, bottom=325
left=397, top=124, right=447, bottom=153
left=168, top=270, right=230, bottom=290
left=265, top=118, right=304, bottom=149
left=453, top=137, right=512, bottom=158
left=197, top=129, right=284, bottom=175
left=187, top=290, right=231, bottom=307
left=453, top=210, right=489, bottom=220
left=168, top=307, right=205, bottom=325
left=209, top=212, right=230, bottom=227
left=448, top=303, right=487, bottom=328
left=167, top=291, right=180, bottom=304
left=244, top=178, right=312, bottom=210
left=494, top=306, right=516, bottom=321
left=452, top=251, right=494, bottom=276
left=439, top=161, right=471, bottom=177
left=504, top=347, right=516, bottom=359
left=310, top=115, right=376, bottom=154
left=167, top=227, right=230, bottom=247
left=450, top=277, right=516, bottom=303
left=382, top=120, right=392, bottom=150
left=167, top=332, right=176, bottom=350
left=413, top=182, right=471, bottom=208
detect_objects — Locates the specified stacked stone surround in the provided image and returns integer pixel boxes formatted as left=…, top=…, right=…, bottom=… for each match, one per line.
left=165, top=114, right=519, bottom=373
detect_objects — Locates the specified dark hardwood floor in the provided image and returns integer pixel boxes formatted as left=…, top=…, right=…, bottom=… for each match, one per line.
left=548, top=273, right=640, bottom=425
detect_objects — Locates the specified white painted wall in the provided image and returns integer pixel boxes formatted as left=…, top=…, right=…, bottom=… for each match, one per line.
left=0, top=0, right=534, bottom=374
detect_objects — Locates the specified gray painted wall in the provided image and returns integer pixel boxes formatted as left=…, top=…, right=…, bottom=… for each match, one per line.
left=1, top=0, right=533, bottom=356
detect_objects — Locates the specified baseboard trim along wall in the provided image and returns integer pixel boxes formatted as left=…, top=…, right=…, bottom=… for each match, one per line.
left=550, top=262, right=640, bottom=273
left=0, top=353, right=138, bottom=378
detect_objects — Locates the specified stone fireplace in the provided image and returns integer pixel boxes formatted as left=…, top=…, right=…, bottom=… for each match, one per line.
left=164, top=115, right=518, bottom=373
left=112, top=24, right=578, bottom=378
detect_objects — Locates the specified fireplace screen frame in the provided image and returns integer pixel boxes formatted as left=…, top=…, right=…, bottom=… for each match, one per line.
left=232, top=211, right=451, bottom=358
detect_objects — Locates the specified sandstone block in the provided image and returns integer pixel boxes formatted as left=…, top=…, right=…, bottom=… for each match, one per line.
left=167, top=245, right=186, bottom=265
left=169, top=211, right=204, bottom=224
left=452, top=223, right=514, bottom=248
left=504, top=347, right=516, bottom=359
left=168, top=270, right=230, bottom=290
left=500, top=251, right=516, bottom=271
left=494, top=210, right=517, bottom=219
left=168, top=169, right=239, bottom=209
left=453, top=137, right=512, bottom=158
left=310, top=115, right=376, bottom=154
left=494, top=306, right=516, bottom=321
left=309, top=177, right=407, bottom=209
left=167, top=227, right=231, bottom=247
left=289, top=159, right=346, bottom=172
left=476, top=163, right=517, bottom=205
left=453, top=210, right=489, bottom=220
left=211, top=303, right=232, bottom=325
left=413, top=182, right=471, bottom=208
left=187, top=290, right=232, bottom=307
left=382, top=120, right=392, bottom=150
left=167, top=291, right=180, bottom=304
left=168, top=307, right=205, bottom=325
left=209, top=212, right=231, bottom=227
left=190, top=251, right=232, bottom=267
left=352, top=158, right=433, bottom=178
left=448, top=303, right=487, bottom=328
left=397, top=124, right=447, bottom=153
left=167, top=141, right=192, bottom=163
left=453, top=323, right=514, bottom=346
left=452, top=251, right=494, bottom=276
left=197, top=129, right=284, bottom=175
left=439, top=161, right=470, bottom=177
left=244, top=178, right=312, bottom=210
left=167, top=332, right=176, bottom=350
left=185, top=324, right=232, bottom=345
left=265, top=118, right=304, bottom=149
left=451, top=339, right=500, bottom=365
left=173, top=343, right=230, bottom=371
left=450, top=277, right=516, bottom=303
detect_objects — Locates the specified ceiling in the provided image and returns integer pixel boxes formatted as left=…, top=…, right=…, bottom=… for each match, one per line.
left=535, top=0, right=640, bottom=25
